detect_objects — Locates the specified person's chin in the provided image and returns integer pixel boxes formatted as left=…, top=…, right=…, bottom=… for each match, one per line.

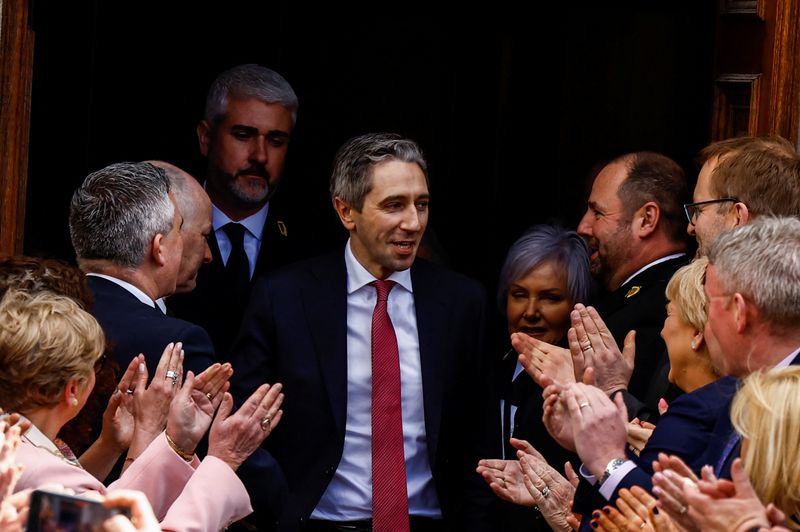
left=230, top=180, right=270, bottom=204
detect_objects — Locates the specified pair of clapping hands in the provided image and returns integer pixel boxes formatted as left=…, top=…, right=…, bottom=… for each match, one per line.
left=590, top=454, right=791, bottom=532
left=106, top=342, right=284, bottom=473
left=477, top=438, right=580, bottom=532
left=512, top=303, right=635, bottom=395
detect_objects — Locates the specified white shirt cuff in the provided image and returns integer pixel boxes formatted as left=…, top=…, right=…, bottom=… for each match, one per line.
left=599, top=461, right=637, bottom=500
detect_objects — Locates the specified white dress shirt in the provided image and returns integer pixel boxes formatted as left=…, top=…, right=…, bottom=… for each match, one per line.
left=211, top=201, right=269, bottom=280
left=311, top=240, right=441, bottom=520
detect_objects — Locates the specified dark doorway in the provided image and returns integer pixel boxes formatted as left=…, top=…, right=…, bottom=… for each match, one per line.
left=24, top=3, right=715, bottom=288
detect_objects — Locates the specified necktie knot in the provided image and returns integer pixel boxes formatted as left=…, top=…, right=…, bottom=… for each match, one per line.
left=370, top=279, right=396, bottom=302
left=222, top=222, right=246, bottom=247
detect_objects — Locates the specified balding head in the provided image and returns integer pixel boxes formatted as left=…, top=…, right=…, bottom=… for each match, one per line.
left=147, top=161, right=213, bottom=293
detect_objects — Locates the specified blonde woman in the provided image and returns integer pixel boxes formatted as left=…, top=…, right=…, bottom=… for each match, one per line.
left=0, top=289, right=284, bottom=531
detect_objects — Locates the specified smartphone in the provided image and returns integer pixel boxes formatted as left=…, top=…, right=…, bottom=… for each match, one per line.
left=27, top=489, right=132, bottom=532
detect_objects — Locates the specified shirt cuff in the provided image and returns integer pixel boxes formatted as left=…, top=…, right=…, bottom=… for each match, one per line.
left=598, top=460, right=637, bottom=500
left=579, top=464, right=597, bottom=486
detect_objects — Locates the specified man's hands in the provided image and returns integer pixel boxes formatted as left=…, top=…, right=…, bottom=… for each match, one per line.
left=562, top=383, right=629, bottom=479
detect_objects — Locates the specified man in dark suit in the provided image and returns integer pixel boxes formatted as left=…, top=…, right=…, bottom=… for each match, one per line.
left=230, top=133, right=496, bottom=531
left=574, top=152, right=689, bottom=418
left=68, top=161, right=214, bottom=376
left=168, top=64, right=304, bottom=360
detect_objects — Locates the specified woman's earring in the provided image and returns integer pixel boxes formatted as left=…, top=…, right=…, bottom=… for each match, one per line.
left=71, top=397, right=78, bottom=407
left=690, top=340, right=697, bottom=350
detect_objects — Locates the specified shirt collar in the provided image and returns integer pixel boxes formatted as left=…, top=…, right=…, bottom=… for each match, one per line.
left=774, top=346, right=800, bottom=369
left=210, top=200, right=269, bottom=241
left=620, top=253, right=686, bottom=288
left=86, top=273, right=155, bottom=308
left=344, top=239, right=413, bottom=295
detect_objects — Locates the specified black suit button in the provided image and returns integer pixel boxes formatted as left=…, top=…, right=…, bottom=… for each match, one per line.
left=324, top=466, right=335, bottom=477
left=299, top=517, right=305, bottom=524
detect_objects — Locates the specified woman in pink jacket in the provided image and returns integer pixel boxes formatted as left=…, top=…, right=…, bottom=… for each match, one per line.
left=0, top=289, right=284, bottom=531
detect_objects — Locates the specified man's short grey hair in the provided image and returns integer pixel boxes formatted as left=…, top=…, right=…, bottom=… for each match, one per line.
left=708, top=216, right=800, bottom=332
left=69, top=162, right=174, bottom=269
left=204, top=64, right=298, bottom=127
left=330, top=132, right=428, bottom=211
left=496, top=224, right=594, bottom=313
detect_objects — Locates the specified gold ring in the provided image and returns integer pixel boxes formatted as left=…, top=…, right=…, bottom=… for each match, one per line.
left=260, top=416, right=271, bottom=431
left=206, top=392, right=214, bottom=401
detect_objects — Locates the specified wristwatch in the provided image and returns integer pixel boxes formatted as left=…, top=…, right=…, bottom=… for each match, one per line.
left=600, top=457, right=627, bottom=484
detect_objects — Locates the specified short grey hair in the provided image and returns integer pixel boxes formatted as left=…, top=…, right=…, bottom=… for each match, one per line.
left=330, top=132, right=428, bottom=211
left=69, top=162, right=174, bottom=269
left=204, top=64, right=298, bottom=127
left=496, top=224, right=594, bottom=313
left=708, top=216, right=800, bottom=332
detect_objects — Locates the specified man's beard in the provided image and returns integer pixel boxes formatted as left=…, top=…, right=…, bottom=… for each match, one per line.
left=592, top=224, right=634, bottom=290
left=227, top=165, right=277, bottom=205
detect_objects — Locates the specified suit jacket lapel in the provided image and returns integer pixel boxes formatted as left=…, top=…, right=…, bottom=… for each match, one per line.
left=411, top=262, right=448, bottom=463
left=302, top=252, right=349, bottom=439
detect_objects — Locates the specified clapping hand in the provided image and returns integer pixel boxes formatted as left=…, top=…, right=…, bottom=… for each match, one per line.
left=568, top=304, right=635, bottom=395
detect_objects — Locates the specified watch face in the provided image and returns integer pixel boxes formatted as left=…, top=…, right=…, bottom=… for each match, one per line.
left=600, top=458, right=628, bottom=484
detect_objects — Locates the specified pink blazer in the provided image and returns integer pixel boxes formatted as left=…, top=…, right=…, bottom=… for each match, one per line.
left=16, top=431, right=252, bottom=531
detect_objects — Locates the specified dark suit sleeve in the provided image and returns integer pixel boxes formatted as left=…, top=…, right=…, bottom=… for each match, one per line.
left=228, top=277, right=288, bottom=529
left=178, top=323, right=216, bottom=375
left=456, top=285, right=500, bottom=531
left=229, top=277, right=278, bottom=399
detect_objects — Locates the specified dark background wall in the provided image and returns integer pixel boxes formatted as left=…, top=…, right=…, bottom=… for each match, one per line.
left=24, top=2, right=715, bottom=291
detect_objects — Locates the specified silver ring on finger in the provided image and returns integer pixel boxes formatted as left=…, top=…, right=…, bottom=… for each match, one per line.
left=581, top=342, right=592, bottom=352
left=206, top=392, right=214, bottom=401
left=579, top=402, right=590, bottom=409
left=679, top=505, right=687, bottom=515
left=165, top=370, right=179, bottom=384
left=260, top=416, right=271, bottom=431
left=541, top=485, right=550, bottom=498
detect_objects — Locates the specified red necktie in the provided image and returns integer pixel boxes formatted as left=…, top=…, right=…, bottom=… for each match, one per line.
left=370, top=280, right=410, bottom=532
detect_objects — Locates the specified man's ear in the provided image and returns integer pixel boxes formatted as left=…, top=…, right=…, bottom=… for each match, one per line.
left=150, top=233, right=167, bottom=267
left=730, top=202, right=750, bottom=228
left=334, top=197, right=356, bottom=231
left=633, top=201, right=660, bottom=238
left=197, top=120, right=212, bottom=157
left=732, top=292, right=749, bottom=333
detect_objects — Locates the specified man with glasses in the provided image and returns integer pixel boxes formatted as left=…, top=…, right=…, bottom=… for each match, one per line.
left=686, top=136, right=800, bottom=256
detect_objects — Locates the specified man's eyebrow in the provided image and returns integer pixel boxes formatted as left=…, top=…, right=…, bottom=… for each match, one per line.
left=229, top=125, right=290, bottom=138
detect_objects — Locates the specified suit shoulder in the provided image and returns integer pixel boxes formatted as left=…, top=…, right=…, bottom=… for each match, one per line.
left=411, top=258, right=485, bottom=298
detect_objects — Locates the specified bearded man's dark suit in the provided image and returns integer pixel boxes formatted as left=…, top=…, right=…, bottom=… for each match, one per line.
left=595, top=255, right=689, bottom=421
left=229, top=250, right=497, bottom=531
left=168, top=200, right=302, bottom=360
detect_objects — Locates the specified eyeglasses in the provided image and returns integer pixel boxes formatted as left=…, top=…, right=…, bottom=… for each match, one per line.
left=683, top=198, right=740, bottom=224
left=94, top=352, right=107, bottom=374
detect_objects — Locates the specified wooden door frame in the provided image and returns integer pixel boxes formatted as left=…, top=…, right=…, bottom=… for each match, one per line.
left=0, top=0, right=34, bottom=256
